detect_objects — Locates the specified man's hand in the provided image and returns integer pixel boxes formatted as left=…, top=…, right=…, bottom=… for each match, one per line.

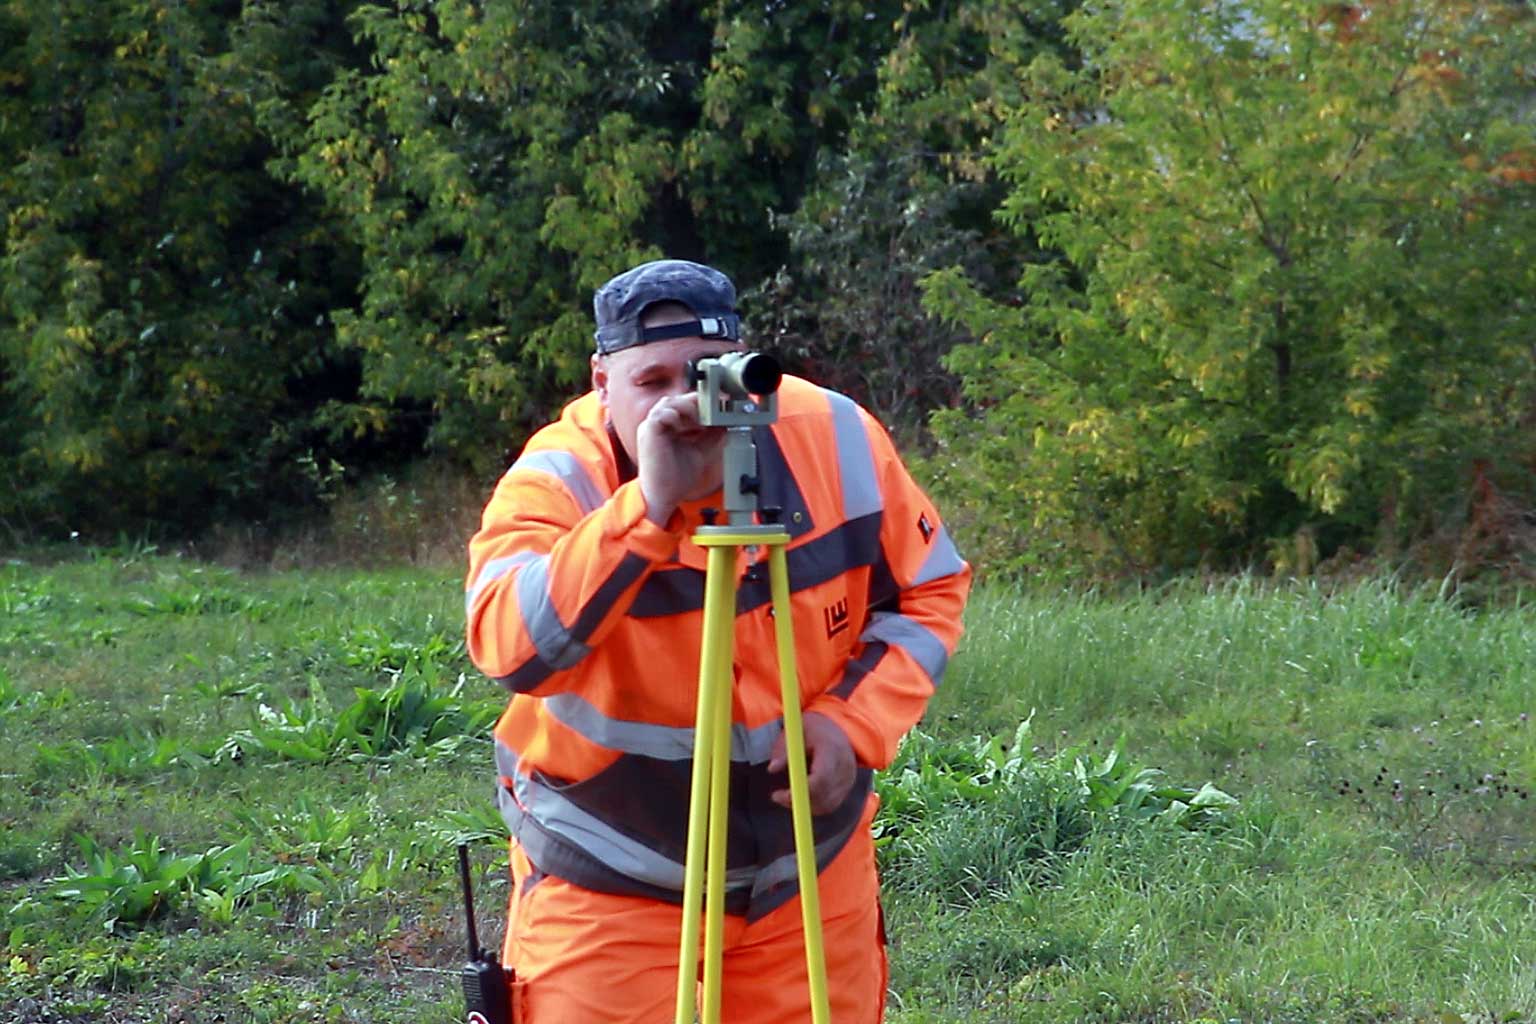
left=768, top=712, right=857, bottom=815
left=637, top=393, right=726, bottom=526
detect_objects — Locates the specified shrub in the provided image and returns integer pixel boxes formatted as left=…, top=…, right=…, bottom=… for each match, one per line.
left=45, top=832, right=322, bottom=933
left=222, top=664, right=499, bottom=764
left=876, top=718, right=1237, bottom=900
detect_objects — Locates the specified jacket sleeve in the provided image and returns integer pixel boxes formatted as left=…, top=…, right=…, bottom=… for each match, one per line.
left=805, top=408, right=972, bottom=770
left=465, top=450, right=682, bottom=694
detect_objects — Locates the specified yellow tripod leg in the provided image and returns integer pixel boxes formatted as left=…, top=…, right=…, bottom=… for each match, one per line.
left=701, top=546, right=735, bottom=1024
left=769, top=543, right=832, bottom=1024
left=679, top=531, right=829, bottom=1023
left=676, top=543, right=738, bottom=1024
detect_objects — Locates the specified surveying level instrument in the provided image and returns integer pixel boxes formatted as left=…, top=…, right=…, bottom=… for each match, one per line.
left=674, top=351, right=832, bottom=1024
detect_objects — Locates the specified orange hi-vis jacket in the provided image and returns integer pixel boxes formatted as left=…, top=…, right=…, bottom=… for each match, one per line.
left=466, top=375, right=971, bottom=922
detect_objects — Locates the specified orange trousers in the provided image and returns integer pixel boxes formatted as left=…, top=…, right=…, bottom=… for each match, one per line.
left=501, top=798, right=887, bottom=1023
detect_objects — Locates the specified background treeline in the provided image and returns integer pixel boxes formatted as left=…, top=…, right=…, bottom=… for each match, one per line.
left=3, top=0, right=1534, bottom=579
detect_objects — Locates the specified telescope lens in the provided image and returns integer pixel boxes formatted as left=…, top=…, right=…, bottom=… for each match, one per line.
left=735, top=352, right=782, bottom=396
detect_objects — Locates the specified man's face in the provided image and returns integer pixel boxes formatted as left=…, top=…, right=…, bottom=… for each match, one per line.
left=591, top=333, right=740, bottom=468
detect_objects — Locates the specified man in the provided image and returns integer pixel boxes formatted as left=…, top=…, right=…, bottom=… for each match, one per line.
left=465, top=258, right=970, bottom=1023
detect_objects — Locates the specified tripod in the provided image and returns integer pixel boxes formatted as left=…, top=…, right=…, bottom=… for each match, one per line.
left=673, top=420, right=832, bottom=1024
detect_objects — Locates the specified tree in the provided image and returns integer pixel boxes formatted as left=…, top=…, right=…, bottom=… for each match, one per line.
left=757, top=1, right=1073, bottom=446
left=0, top=0, right=360, bottom=536
left=923, top=0, right=1536, bottom=576
left=0, top=0, right=1077, bottom=540
left=282, top=0, right=994, bottom=468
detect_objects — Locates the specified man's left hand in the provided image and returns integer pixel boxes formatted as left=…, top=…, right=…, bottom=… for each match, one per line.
left=768, top=712, right=857, bottom=815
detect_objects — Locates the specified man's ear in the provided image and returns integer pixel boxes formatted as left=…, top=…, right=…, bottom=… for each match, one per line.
left=591, top=353, right=608, bottom=403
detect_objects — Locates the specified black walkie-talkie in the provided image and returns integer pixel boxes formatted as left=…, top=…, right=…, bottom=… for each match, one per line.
left=458, top=843, right=513, bottom=1024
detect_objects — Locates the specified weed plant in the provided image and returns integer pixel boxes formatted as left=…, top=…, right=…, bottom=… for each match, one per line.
left=1, top=552, right=1533, bottom=1022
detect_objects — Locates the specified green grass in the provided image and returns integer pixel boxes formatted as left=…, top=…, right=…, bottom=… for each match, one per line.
left=894, top=579, right=1535, bottom=1024
left=2, top=549, right=1533, bottom=1022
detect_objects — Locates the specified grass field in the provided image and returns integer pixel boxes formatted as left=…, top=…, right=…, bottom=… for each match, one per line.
left=2, top=547, right=1532, bottom=1023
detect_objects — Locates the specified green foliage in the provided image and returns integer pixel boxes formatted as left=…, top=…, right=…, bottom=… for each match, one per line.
left=337, top=623, right=464, bottom=673
left=923, top=0, right=1536, bottom=576
left=0, top=828, right=44, bottom=883
left=1317, top=728, right=1534, bottom=869
left=33, top=734, right=208, bottom=782
left=1071, top=742, right=1238, bottom=827
left=279, top=0, right=975, bottom=464
left=4, top=555, right=1536, bottom=1020
left=759, top=143, right=987, bottom=443
left=8, top=0, right=1532, bottom=581
left=46, top=832, right=322, bottom=933
left=224, top=665, right=498, bottom=763
left=887, top=892, right=1082, bottom=1018
left=230, top=796, right=376, bottom=866
left=0, top=0, right=1059, bottom=543
left=0, top=0, right=361, bottom=537
left=876, top=717, right=1237, bottom=902
left=760, top=2, right=1070, bottom=443
left=121, top=586, right=279, bottom=620
left=424, top=803, right=510, bottom=848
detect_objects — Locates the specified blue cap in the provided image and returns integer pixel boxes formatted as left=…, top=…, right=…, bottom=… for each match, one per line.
left=593, top=259, right=741, bottom=355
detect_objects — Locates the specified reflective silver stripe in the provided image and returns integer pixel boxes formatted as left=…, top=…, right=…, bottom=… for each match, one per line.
left=510, top=449, right=604, bottom=516
left=862, top=610, right=948, bottom=683
left=543, top=693, right=781, bottom=764
left=825, top=390, right=882, bottom=520
left=516, top=555, right=591, bottom=670
left=491, top=552, right=650, bottom=692
left=496, top=739, right=755, bottom=893
left=912, top=525, right=966, bottom=587
left=465, top=551, right=541, bottom=614
left=750, top=828, right=852, bottom=900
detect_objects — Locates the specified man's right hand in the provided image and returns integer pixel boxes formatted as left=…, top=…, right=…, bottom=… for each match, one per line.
left=637, top=393, right=726, bottom=526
